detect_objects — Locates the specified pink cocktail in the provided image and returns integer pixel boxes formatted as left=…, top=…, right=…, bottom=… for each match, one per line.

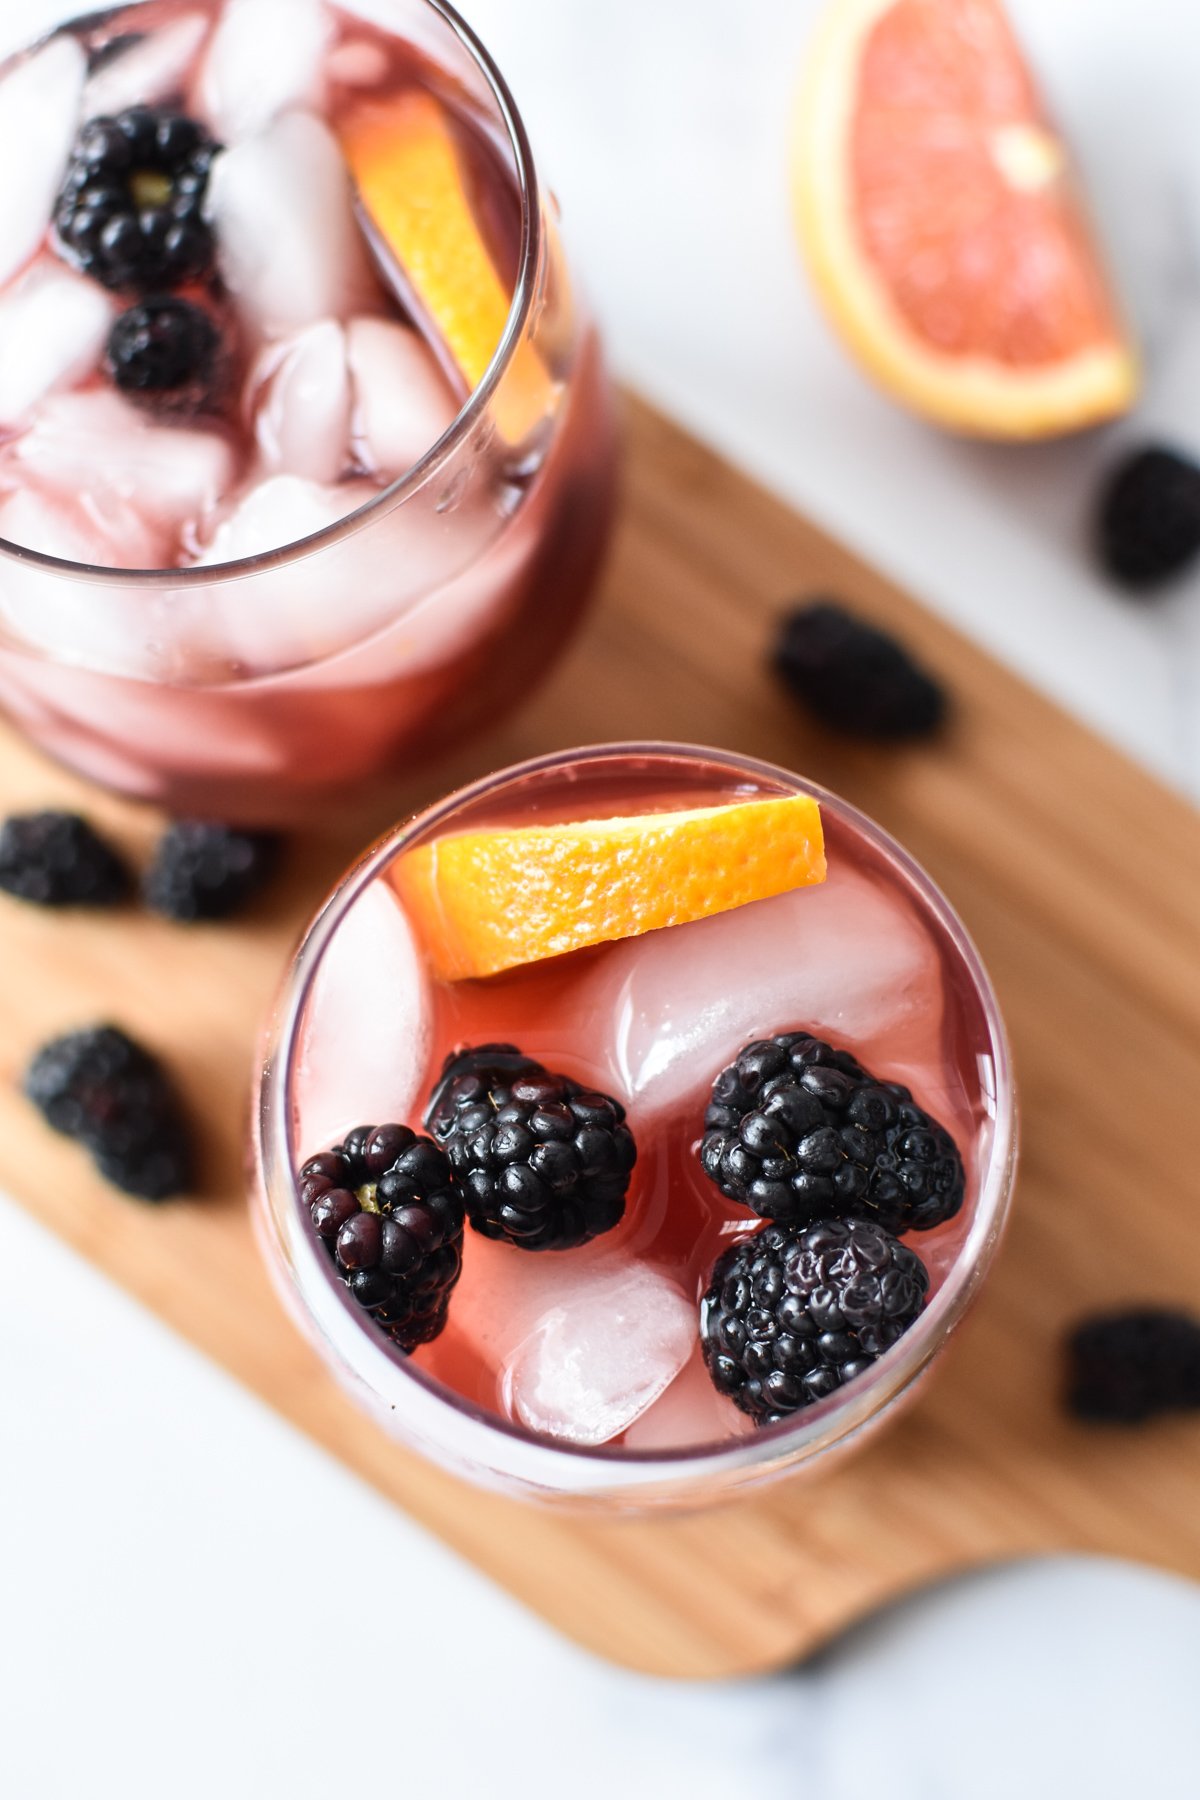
left=0, top=0, right=614, bottom=822
left=255, top=744, right=1016, bottom=1507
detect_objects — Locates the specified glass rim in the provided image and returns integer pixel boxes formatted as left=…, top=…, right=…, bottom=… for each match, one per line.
left=0, top=0, right=542, bottom=589
left=257, top=741, right=1018, bottom=1498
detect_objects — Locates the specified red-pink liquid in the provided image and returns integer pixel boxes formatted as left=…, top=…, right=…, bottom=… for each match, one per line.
left=291, top=756, right=999, bottom=1453
left=0, top=0, right=615, bottom=822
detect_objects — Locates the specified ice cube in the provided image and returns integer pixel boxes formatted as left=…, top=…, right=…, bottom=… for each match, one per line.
left=0, top=484, right=159, bottom=571
left=0, top=487, right=165, bottom=671
left=327, top=0, right=484, bottom=94
left=190, top=473, right=395, bottom=665
left=84, top=13, right=210, bottom=116
left=328, top=39, right=390, bottom=90
left=580, top=859, right=943, bottom=1120
left=294, top=879, right=431, bottom=1158
left=253, top=322, right=353, bottom=485
left=14, top=391, right=235, bottom=537
left=346, top=317, right=458, bottom=479
left=500, top=1259, right=696, bottom=1446
left=380, top=493, right=531, bottom=677
left=205, top=112, right=378, bottom=336
left=0, top=36, right=87, bottom=288
left=197, top=472, right=365, bottom=564
left=622, top=1350, right=753, bottom=1452
left=199, top=0, right=330, bottom=141
left=0, top=261, right=115, bottom=426
left=326, top=0, right=401, bottom=25
left=190, top=460, right=513, bottom=671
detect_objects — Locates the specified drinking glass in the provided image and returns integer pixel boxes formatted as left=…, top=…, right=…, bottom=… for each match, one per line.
left=0, top=0, right=616, bottom=824
left=254, top=742, right=1017, bottom=1508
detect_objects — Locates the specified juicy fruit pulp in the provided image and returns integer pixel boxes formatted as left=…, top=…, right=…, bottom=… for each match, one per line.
left=794, top=0, right=1138, bottom=437
left=392, top=795, right=827, bottom=980
left=293, top=764, right=995, bottom=1454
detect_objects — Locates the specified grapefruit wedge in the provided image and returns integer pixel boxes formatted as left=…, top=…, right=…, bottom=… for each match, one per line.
left=793, top=0, right=1138, bottom=437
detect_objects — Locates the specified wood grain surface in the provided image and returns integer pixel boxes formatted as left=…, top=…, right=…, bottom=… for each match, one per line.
left=2, top=396, right=1199, bottom=1679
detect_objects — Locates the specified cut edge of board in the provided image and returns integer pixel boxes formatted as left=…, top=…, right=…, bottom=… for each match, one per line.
left=0, top=394, right=1196, bottom=1677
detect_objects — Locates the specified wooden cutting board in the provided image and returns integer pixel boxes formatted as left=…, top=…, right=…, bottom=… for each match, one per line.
left=1, top=396, right=1198, bottom=1680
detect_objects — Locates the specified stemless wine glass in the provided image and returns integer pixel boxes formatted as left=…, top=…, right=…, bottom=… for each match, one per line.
left=254, top=743, right=1018, bottom=1510
left=0, top=0, right=616, bottom=824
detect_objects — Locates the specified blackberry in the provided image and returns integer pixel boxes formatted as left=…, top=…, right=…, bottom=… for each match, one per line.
left=25, top=1025, right=193, bottom=1201
left=299, top=1125, right=464, bottom=1352
left=700, top=1030, right=964, bottom=1234
left=772, top=600, right=947, bottom=740
left=54, top=106, right=219, bottom=294
left=107, top=297, right=221, bottom=411
left=0, top=811, right=130, bottom=907
left=1096, top=446, right=1200, bottom=589
left=1066, top=1308, right=1200, bottom=1424
left=701, top=1218, right=929, bottom=1426
left=142, top=822, right=281, bottom=921
left=426, top=1044, right=636, bottom=1251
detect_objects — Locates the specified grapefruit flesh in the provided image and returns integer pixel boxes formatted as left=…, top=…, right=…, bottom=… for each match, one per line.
left=795, top=0, right=1138, bottom=437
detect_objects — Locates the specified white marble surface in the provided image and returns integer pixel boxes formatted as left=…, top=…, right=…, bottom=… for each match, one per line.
left=465, top=0, right=1200, bottom=800
left=3, top=2, right=1200, bottom=1796
left=4, top=1202, right=1200, bottom=1800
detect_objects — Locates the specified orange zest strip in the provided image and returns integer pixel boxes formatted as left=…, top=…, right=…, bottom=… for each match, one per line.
left=340, top=90, right=556, bottom=444
left=392, top=796, right=827, bottom=982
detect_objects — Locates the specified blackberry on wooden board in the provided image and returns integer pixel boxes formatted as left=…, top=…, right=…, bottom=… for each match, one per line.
left=1066, top=1308, right=1200, bottom=1423
left=772, top=599, right=947, bottom=740
left=25, top=1025, right=193, bottom=1200
left=0, top=811, right=130, bottom=908
left=142, top=821, right=280, bottom=921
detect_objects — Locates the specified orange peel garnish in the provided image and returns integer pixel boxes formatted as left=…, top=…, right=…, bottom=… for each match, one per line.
left=341, top=90, right=556, bottom=443
left=392, top=796, right=827, bottom=982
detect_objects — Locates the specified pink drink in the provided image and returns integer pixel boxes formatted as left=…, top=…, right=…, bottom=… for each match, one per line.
left=256, top=745, right=1016, bottom=1506
left=0, top=0, right=614, bottom=823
